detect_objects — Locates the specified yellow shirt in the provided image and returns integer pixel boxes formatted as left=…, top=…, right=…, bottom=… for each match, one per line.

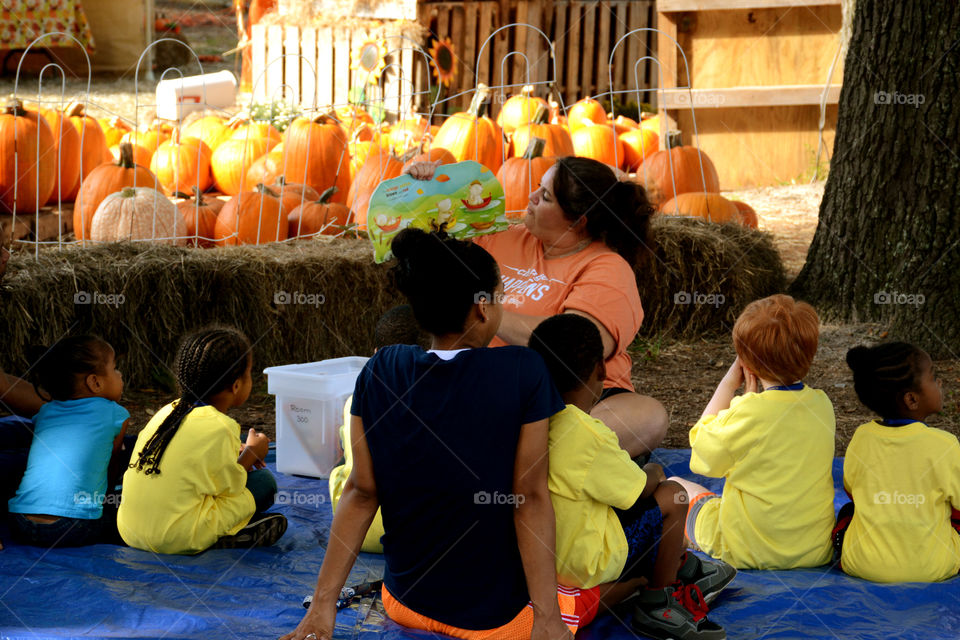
left=329, top=395, right=385, bottom=553
left=548, top=405, right=646, bottom=588
left=690, top=386, right=835, bottom=569
left=842, top=420, right=960, bottom=582
left=118, top=403, right=256, bottom=554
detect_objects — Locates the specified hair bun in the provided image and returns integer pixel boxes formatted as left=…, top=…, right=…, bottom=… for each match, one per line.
left=845, top=345, right=871, bottom=372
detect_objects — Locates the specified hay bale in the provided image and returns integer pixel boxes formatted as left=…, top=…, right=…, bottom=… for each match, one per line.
left=0, top=238, right=404, bottom=388
left=637, top=217, right=787, bottom=337
left=0, top=221, right=784, bottom=387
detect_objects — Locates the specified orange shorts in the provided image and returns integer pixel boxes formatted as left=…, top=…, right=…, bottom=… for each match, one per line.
left=382, top=583, right=601, bottom=640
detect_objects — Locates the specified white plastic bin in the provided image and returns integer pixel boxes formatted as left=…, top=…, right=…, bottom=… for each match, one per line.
left=264, top=356, right=369, bottom=478
left=155, top=70, right=237, bottom=121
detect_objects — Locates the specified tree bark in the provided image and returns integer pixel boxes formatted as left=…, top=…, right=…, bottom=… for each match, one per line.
left=791, top=2, right=960, bottom=357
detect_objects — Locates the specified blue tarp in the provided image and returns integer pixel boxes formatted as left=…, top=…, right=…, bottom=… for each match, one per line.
left=1, top=448, right=958, bottom=639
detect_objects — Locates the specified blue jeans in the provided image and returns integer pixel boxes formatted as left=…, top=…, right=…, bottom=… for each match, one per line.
left=8, top=512, right=114, bottom=547
left=0, top=416, right=34, bottom=512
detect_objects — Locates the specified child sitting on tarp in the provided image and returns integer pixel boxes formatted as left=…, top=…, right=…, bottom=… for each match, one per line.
left=669, top=294, right=836, bottom=570
left=8, top=336, right=129, bottom=547
left=118, top=327, right=285, bottom=553
left=329, top=304, right=428, bottom=553
left=529, top=314, right=731, bottom=640
left=835, top=342, right=960, bottom=582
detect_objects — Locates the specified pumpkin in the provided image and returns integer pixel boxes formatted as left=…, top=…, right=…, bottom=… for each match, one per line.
left=659, top=192, right=740, bottom=225
left=567, top=98, right=607, bottom=132
left=244, top=147, right=285, bottom=192
left=347, top=149, right=404, bottom=229
left=38, top=106, right=81, bottom=203
left=0, top=99, right=56, bottom=214
left=211, top=136, right=270, bottom=196
left=432, top=84, right=504, bottom=172
left=98, top=116, right=132, bottom=148
left=288, top=186, right=350, bottom=237
left=73, top=143, right=156, bottom=243
left=548, top=98, right=567, bottom=126
left=174, top=186, right=222, bottom=247
left=273, top=177, right=320, bottom=214
left=183, top=115, right=232, bottom=152
left=282, top=112, right=351, bottom=204
left=334, top=105, right=374, bottom=136
left=89, top=185, right=187, bottom=244
left=229, top=121, right=282, bottom=150
left=110, top=143, right=153, bottom=169
left=497, top=85, right=548, bottom=137
left=120, top=127, right=168, bottom=156
left=619, top=127, right=659, bottom=172
left=64, top=102, right=111, bottom=200
left=213, top=183, right=287, bottom=245
left=389, top=116, right=430, bottom=156
left=640, top=113, right=662, bottom=135
left=571, top=121, right=623, bottom=168
left=150, top=137, right=212, bottom=195
left=613, top=115, right=639, bottom=131
left=496, top=137, right=553, bottom=220
left=732, top=200, right=759, bottom=229
left=401, top=147, right=457, bottom=173
left=511, top=104, right=574, bottom=159
left=637, top=131, right=720, bottom=206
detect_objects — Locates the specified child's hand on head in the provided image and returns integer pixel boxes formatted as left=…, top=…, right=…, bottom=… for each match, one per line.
left=721, top=357, right=746, bottom=390
left=742, top=364, right=759, bottom=394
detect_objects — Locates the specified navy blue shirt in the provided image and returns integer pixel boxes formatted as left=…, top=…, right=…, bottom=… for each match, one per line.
left=351, top=345, right=564, bottom=630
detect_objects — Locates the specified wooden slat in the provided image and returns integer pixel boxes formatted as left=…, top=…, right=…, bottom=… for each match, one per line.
left=659, top=0, right=839, bottom=11
left=493, top=4, right=508, bottom=89
left=316, top=26, right=333, bottom=108
left=659, top=84, right=842, bottom=108
left=552, top=1, right=567, bottom=99
left=596, top=2, right=611, bottom=96
left=461, top=2, right=478, bottom=88
left=610, top=1, right=628, bottom=90
left=300, top=26, right=317, bottom=109
left=524, top=1, right=545, bottom=86
left=513, top=1, right=528, bottom=86
left=251, top=23, right=268, bottom=102
left=582, top=2, right=596, bottom=96
left=284, top=26, right=300, bottom=103
left=478, top=2, right=493, bottom=84
left=399, top=45, right=415, bottom=117
left=333, top=27, right=351, bottom=107
left=266, top=24, right=285, bottom=102
left=564, top=3, right=580, bottom=105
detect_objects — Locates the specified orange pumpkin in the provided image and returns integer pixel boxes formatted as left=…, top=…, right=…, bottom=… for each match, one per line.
left=571, top=121, right=624, bottom=168
left=497, top=85, right=548, bottom=137
left=282, top=113, right=351, bottom=204
left=244, top=147, right=285, bottom=192
left=211, top=136, right=270, bottom=196
left=272, top=177, right=320, bottom=214
left=619, top=127, right=659, bottom=172
left=511, top=104, right=574, bottom=160
left=38, top=106, right=81, bottom=204
left=347, top=149, right=404, bottom=229
left=732, top=200, right=759, bottom=229
left=401, top=147, right=457, bottom=173
left=73, top=143, right=157, bottom=243
left=174, top=186, right=223, bottom=247
left=496, top=137, right=554, bottom=220
left=288, top=186, right=350, bottom=237
left=183, top=115, right=232, bottom=152
left=120, top=127, right=168, bottom=156
left=567, top=98, right=607, bottom=132
left=229, top=122, right=282, bottom=150
left=659, top=192, right=740, bottom=225
left=388, top=116, right=430, bottom=156
left=98, top=116, right=132, bottom=148
left=110, top=143, right=153, bottom=169
left=150, top=137, right=212, bottom=195
left=637, top=132, right=720, bottom=206
left=432, top=84, right=504, bottom=172
left=213, top=183, right=287, bottom=245
left=65, top=103, right=111, bottom=200
left=334, top=105, right=374, bottom=136
left=0, top=98, right=56, bottom=214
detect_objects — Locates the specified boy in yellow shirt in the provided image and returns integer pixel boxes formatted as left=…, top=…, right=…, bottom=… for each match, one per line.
left=530, top=315, right=734, bottom=640
left=670, top=295, right=836, bottom=570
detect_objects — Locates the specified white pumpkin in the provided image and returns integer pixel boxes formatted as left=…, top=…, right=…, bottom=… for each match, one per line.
left=89, top=186, right=187, bottom=245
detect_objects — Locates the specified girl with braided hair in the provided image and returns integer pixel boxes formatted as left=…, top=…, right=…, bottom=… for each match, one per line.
left=118, top=327, right=286, bottom=554
left=835, top=342, right=959, bottom=582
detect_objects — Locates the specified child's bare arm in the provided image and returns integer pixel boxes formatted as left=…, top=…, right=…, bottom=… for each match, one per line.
left=238, top=429, right=269, bottom=470
left=112, top=419, right=130, bottom=454
left=639, top=462, right=665, bottom=498
left=701, top=358, right=747, bottom=419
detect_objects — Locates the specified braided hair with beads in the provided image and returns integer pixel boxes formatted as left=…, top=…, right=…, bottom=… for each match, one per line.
left=131, top=327, right=252, bottom=475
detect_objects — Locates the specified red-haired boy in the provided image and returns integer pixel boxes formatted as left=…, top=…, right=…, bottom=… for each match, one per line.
left=669, top=294, right=836, bottom=569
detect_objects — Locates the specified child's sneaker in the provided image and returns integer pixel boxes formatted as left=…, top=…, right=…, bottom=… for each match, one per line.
left=212, top=513, right=287, bottom=549
left=677, top=552, right=737, bottom=604
left=631, top=583, right=725, bottom=640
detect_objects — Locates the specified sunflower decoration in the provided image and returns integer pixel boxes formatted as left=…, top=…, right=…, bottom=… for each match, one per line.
left=352, top=39, right=388, bottom=84
left=429, top=37, right=457, bottom=87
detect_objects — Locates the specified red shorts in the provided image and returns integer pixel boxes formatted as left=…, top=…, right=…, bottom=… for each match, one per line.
left=382, top=583, right=601, bottom=640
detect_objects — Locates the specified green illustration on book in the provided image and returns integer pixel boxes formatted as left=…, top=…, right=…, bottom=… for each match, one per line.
left=368, top=160, right=508, bottom=263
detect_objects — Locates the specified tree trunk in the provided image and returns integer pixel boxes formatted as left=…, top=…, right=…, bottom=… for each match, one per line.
left=791, top=2, right=960, bottom=356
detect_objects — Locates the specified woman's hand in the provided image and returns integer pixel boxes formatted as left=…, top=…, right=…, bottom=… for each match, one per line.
left=279, top=598, right=336, bottom=640
left=404, top=159, right=442, bottom=181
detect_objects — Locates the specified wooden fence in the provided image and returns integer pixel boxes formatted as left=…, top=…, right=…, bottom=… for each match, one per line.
left=250, top=0, right=658, bottom=117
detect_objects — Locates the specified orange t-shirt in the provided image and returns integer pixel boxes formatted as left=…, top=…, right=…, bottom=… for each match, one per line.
left=476, top=226, right=643, bottom=390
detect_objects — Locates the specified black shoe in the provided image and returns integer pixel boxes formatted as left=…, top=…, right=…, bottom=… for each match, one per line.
left=677, top=552, right=737, bottom=604
left=631, top=583, right=725, bottom=640
left=212, top=513, right=287, bottom=549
